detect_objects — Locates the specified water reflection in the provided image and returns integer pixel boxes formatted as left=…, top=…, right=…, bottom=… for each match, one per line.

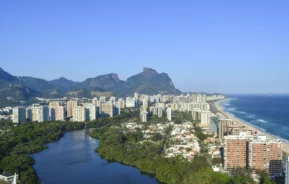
left=32, top=129, right=158, bottom=184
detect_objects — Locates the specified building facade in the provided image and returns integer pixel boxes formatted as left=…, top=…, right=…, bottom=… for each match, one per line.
left=126, top=97, right=136, bottom=108
left=166, top=107, right=172, bottom=121
left=224, top=135, right=247, bottom=169
left=72, top=106, right=86, bottom=122
left=248, top=137, right=283, bottom=174
left=12, top=107, right=26, bottom=124
left=67, top=101, right=79, bottom=117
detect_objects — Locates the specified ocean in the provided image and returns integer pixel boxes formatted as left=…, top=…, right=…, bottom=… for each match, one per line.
left=220, top=94, right=289, bottom=142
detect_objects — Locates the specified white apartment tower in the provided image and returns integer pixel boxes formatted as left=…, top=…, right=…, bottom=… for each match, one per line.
left=72, top=106, right=86, bottom=122
left=92, top=97, right=99, bottom=107
left=126, top=97, right=136, bottom=108
left=85, top=104, right=97, bottom=121
left=157, top=107, right=163, bottom=118
left=38, top=106, right=49, bottom=122
left=166, top=107, right=172, bottom=121
left=12, top=107, right=26, bottom=124
left=141, top=111, right=148, bottom=122
left=200, top=111, right=211, bottom=127
left=117, top=98, right=125, bottom=109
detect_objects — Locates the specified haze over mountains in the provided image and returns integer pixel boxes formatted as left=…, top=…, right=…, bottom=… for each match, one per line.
left=0, top=67, right=181, bottom=101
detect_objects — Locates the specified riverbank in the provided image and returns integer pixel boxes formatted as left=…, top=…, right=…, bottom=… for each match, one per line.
left=32, top=129, right=159, bottom=184
left=214, top=99, right=289, bottom=154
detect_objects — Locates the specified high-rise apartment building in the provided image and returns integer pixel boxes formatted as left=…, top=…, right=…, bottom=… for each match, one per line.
left=109, top=96, right=116, bottom=105
left=192, top=108, right=201, bottom=121
left=142, top=97, right=149, bottom=110
left=134, top=92, right=139, bottom=99
left=55, top=106, right=65, bottom=121
left=117, top=98, right=125, bottom=109
left=166, top=107, right=172, bottom=121
left=141, top=111, right=148, bottom=122
left=101, top=102, right=114, bottom=117
left=114, top=104, right=121, bottom=115
left=157, top=107, right=163, bottom=118
left=200, top=111, right=211, bottom=127
left=29, top=106, right=49, bottom=122
left=50, top=107, right=56, bottom=121
left=248, top=136, right=282, bottom=174
left=12, top=107, right=26, bottom=123
left=92, top=97, right=99, bottom=107
left=84, top=104, right=97, bottom=121
left=38, top=106, right=49, bottom=122
left=126, top=97, right=136, bottom=108
left=218, top=119, right=238, bottom=140
left=99, top=97, right=106, bottom=104
left=285, top=156, right=289, bottom=184
left=72, top=106, right=86, bottom=122
left=67, top=101, right=79, bottom=117
left=224, top=135, right=247, bottom=169
left=26, top=107, right=32, bottom=121
left=49, top=101, right=61, bottom=108
left=153, top=107, right=158, bottom=115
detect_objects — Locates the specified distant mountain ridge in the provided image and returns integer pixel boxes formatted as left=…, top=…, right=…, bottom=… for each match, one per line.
left=0, top=67, right=182, bottom=101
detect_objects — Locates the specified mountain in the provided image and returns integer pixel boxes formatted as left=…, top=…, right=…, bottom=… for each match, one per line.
left=78, top=73, right=124, bottom=91
left=0, top=67, right=182, bottom=101
left=0, top=84, right=40, bottom=107
left=19, top=76, right=58, bottom=93
left=0, top=67, right=20, bottom=88
left=65, top=87, right=113, bottom=98
left=50, top=77, right=80, bottom=89
left=113, top=67, right=181, bottom=96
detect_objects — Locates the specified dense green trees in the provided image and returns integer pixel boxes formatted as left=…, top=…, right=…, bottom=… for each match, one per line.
left=90, top=124, right=266, bottom=184
left=0, top=121, right=85, bottom=184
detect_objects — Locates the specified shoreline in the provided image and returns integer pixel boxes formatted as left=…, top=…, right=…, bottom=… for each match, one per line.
left=214, top=98, right=289, bottom=155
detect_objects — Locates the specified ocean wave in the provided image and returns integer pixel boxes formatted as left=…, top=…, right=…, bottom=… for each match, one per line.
left=256, top=119, right=268, bottom=123
left=282, top=126, right=289, bottom=130
left=239, top=111, right=247, bottom=114
left=246, top=114, right=256, bottom=119
left=222, top=103, right=230, bottom=107
left=226, top=108, right=236, bottom=112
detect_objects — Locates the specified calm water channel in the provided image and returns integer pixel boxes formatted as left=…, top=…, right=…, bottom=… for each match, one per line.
left=32, top=129, right=159, bottom=184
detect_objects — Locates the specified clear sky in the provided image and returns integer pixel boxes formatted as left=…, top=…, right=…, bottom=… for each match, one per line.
left=1, top=0, right=289, bottom=94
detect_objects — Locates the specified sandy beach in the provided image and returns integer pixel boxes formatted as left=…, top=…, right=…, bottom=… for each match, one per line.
left=214, top=99, right=289, bottom=155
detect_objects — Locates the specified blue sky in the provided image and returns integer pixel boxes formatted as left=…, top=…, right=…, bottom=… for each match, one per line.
left=1, top=0, right=289, bottom=94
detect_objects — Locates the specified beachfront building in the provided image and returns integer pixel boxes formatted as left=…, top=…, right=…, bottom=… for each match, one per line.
left=218, top=118, right=238, bottom=141
left=285, top=156, right=289, bottom=184
left=12, top=107, right=26, bottom=124
left=248, top=136, right=283, bottom=175
left=224, top=134, right=247, bottom=169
